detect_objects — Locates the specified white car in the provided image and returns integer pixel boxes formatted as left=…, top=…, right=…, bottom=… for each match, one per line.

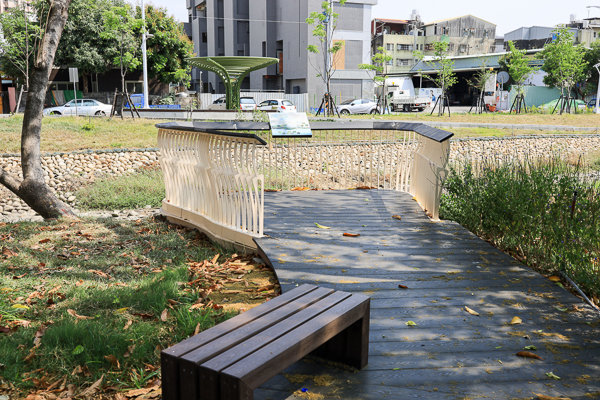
left=208, top=96, right=257, bottom=111
left=258, top=99, right=297, bottom=112
left=207, top=97, right=227, bottom=110
left=43, top=99, right=112, bottom=116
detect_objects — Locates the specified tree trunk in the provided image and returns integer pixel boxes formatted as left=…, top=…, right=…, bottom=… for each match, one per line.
left=83, top=73, right=89, bottom=93
left=0, top=0, right=75, bottom=220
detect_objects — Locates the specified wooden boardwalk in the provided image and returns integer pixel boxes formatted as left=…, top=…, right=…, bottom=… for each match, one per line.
left=253, top=190, right=600, bottom=400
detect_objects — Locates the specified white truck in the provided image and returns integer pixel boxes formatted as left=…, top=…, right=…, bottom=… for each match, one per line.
left=375, top=76, right=432, bottom=112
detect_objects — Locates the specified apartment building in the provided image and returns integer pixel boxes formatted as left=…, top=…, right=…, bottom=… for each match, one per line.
left=371, top=13, right=497, bottom=74
left=185, top=0, right=377, bottom=101
left=0, top=0, right=33, bottom=13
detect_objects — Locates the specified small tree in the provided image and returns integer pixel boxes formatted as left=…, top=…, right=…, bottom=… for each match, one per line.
left=540, top=26, right=587, bottom=113
left=306, top=0, right=346, bottom=116
left=0, top=5, right=43, bottom=95
left=0, top=0, right=76, bottom=219
left=466, top=57, right=495, bottom=113
left=581, top=40, right=600, bottom=99
left=418, top=41, right=458, bottom=116
left=101, top=4, right=143, bottom=94
left=359, top=46, right=393, bottom=114
left=502, top=41, right=535, bottom=112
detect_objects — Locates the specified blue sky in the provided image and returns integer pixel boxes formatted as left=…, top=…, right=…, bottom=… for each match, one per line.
left=150, top=0, right=600, bottom=36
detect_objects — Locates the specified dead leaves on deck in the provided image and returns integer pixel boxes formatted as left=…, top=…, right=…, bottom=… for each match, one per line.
left=516, top=351, right=543, bottom=360
left=533, top=393, right=571, bottom=400
left=464, top=306, right=480, bottom=316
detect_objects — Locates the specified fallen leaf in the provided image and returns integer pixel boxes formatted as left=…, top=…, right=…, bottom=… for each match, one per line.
left=2, top=247, right=18, bottom=258
left=39, top=239, right=51, bottom=244
left=79, top=374, right=104, bottom=396
left=167, top=299, right=179, bottom=305
left=126, top=388, right=152, bottom=397
left=12, top=273, right=27, bottom=279
left=11, top=304, right=29, bottom=310
left=132, top=312, right=154, bottom=319
left=545, top=372, right=561, bottom=380
left=524, top=345, right=537, bottom=350
left=315, top=223, right=331, bottom=229
left=465, top=306, right=480, bottom=316
left=123, top=319, right=133, bottom=330
left=210, top=254, right=220, bottom=264
left=67, top=309, right=92, bottom=321
left=104, top=354, right=120, bottom=369
left=548, top=276, right=561, bottom=282
left=391, top=215, right=402, bottom=220
left=533, top=392, right=571, bottom=400
left=291, top=187, right=309, bottom=191
left=343, top=233, right=360, bottom=237
left=517, top=351, right=543, bottom=360
left=257, top=284, right=276, bottom=292
left=398, top=284, right=408, bottom=289
left=405, top=321, right=417, bottom=326
left=161, top=309, right=168, bottom=322
left=509, top=316, right=522, bottom=325
left=115, top=307, right=129, bottom=315
left=194, top=322, right=201, bottom=336
left=554, top=306, right=568, bottom=312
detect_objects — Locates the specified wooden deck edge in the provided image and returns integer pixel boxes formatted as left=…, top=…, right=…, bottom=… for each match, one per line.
left=161, top=201, right=259, bottom=253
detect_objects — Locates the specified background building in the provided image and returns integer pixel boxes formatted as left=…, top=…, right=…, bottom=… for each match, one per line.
left=0, top=0, right=33, bottom=13
left=371, top=13, right=496, bottom=75
left=185, top=0, right=377, bottom=102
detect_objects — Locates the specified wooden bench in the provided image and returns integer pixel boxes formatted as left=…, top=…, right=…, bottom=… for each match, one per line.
left=161, top=284, right=370, bottom=400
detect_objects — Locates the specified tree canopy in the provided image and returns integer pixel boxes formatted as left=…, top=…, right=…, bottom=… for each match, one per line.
left=540, top=26, right=587, bottom=98
left=137, top=4, right=194, bottom=86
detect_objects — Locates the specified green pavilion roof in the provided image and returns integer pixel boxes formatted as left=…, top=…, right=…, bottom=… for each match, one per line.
left=186, top=56, right=279, bottom=82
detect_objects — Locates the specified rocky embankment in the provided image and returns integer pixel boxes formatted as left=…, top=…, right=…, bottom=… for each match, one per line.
left=1, top=133, right=599, bottom=222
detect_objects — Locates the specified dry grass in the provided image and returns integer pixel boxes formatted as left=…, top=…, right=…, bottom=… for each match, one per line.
left=344, top=112, right=600, bottom=127
left=0, top=115, right=165, bottom=153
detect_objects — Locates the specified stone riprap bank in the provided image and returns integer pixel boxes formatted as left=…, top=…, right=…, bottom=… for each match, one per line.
left=0, top=149, right=159, bottom=220
left=1, top=134, right=599, bottom=221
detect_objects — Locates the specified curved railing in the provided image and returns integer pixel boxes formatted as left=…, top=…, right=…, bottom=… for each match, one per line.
left=157, top=121, right=452, bottom=250
left=158, top=126, right=266, bottom=250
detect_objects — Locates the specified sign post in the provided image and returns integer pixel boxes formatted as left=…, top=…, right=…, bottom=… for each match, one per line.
left=69, top=67, right=78, bottom=116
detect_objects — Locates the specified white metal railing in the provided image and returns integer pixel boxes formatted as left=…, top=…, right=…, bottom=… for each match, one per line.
left=158, top=127, right=265, bottom=249
left=157, top=121, right=452, bottom=249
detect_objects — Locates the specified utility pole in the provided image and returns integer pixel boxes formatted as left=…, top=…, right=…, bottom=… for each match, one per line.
left=141, top=0, right=150, bottom=109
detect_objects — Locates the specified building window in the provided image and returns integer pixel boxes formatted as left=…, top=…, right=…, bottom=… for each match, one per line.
left=459, top=44, right=467, bottom=53
left=386, top=43, right=393, bottom=51
left=397, top=44, right=412, bottom=51
left=126, top=81, right=143, bottom=94
left=386, top=59, right=393, bottom=66
left=448, top=43, right=455, bottom=51
left=396, top=59, right=409, bottom=66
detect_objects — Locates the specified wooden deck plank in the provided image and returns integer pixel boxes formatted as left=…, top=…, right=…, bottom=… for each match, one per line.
left=250, top=190, right=600, bottom=400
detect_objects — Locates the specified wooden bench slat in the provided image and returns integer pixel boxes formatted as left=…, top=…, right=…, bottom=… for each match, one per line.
left=219, top=294, right=370, bottom=400
left=177, top=287, right=335, bottom=399
left=198, top=290, right=352, bottom=400
left=161, top=284, right=318, bottom=400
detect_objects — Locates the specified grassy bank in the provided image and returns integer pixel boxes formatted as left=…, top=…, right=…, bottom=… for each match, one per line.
left=440, top=157, right=600, bottom=303
left=2, top=113, right=600, bottom=154
left=0, top=217, right=279, bottom=398
left=0, top=115, right=164, bottom=153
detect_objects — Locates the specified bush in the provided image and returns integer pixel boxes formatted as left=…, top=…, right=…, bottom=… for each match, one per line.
left=440, top=155, right=600, bottom=298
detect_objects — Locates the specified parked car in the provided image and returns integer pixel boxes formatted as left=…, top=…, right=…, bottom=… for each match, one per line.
left=43, top=99, right=112, bottom=116
left=258, top=99, right=297, bottom=112
left=208, top=96, right=257, bottom=111
left=539, top=99, right=586, bottom=111
left=208, top=97, right=227, bottom=110
left=239, top=97, right=257, bottom=111
left=336, top=99, right=379, bottom=115
left=587, top=98, right=597, bottom=108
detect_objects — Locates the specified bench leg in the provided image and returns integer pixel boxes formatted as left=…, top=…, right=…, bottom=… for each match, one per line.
left=311, top=305, right=370, bottom=370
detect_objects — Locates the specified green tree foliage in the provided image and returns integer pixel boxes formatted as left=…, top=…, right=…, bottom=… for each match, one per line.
left=52, top=0, right=122, bottom=92
left=305, top=0, right=346, bottom=95
left=466, top=57, right=495, bottom=112
left=420, top=41, right=458, bottom=116
left=581, top=40, right=600, bottom=97
left=136, top=5, right=194, bottom=86
left=501, top=41, right=535, bottom=96
left=540, top=26, right=587, bottom=99
left=0, top=5, right=43, bottom=90
left=101, top=4, right=144, bottom=93
left=359, top=46, right=392, bottom=83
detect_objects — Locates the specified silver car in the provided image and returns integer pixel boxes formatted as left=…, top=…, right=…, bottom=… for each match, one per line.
left=43, top=99, right=112, bottom=116
left=336, top=99, right=379, bottom=115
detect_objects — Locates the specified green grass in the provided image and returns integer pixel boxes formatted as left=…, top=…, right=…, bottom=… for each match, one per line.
left=0, top=217, right=237, bottom=394
left=75, top=167, right=165, bottom=210
left=440, top=156, right=600, bottom=300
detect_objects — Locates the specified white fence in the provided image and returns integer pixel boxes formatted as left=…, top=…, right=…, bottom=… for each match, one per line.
left=197, top=93, right=310, bottom=112
left=157, top=121, right=452, bottom=250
